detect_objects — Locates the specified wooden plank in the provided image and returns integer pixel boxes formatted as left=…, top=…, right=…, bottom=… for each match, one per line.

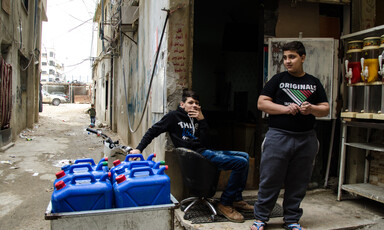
left=355, top=113, right=373, bottom=119
left=341, top=183, right=384, bottom=204
left=341, top=112, right=357, bottom=118
left=372, top=114, right=384, bottom=120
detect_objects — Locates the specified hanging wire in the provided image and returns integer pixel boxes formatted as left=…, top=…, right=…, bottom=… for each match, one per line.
left=122, top=9, right=170, bottom=133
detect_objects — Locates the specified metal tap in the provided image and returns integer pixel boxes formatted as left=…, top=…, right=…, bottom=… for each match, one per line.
left=361, top=57, right=369, bottom=82
left=379, top=53, right=384, bottom=77
left=345, top=59, right=352, bottom=84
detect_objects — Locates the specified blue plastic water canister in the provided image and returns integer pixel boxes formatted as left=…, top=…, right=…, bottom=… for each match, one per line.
left=74, top=157, right=109, bottom=172
left=111, top=161, right=151, bottom=183
left=51, top=173, right=113, bottom=213
left=124, top=153, right=156, bottom=167
left=110, top=153, right=161, bottom=175
left=109, top=154, right=146, bottom=175
left=61, top=157, right=109, bottom=173
left=111, top=160, right=166, bottom=183
left=53, top=163, right=110, bottom=187
left=113, top=166, right=171, bottom=208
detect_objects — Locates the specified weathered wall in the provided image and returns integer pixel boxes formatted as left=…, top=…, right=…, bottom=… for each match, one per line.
left=0, top=0, right=46, bottom=145
left=93, top=0, right=193, bottom=199
left=123, top=0, right=193, bottom=156
left=114, top=0, right=192, bottom=199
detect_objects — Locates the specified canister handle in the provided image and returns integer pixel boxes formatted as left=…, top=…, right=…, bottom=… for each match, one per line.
left=70, top=173, right=97, bottom=184
left=124, top=154, right=145, bottom=161
left=129, top=167, right=154, bottom=177
left=69, top=163, right=94, bottom=173
left=127, top=161, right=150, bottom=169
left=74, top=158, right=96, bottom=166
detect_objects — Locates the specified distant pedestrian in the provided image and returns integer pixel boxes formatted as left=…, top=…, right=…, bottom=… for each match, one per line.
left=251, top=41, right=329, bottom=230
left=87, top=104, right=96, bottom=125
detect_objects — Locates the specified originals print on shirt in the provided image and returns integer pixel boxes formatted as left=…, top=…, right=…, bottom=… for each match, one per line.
left=280, top=82, right=316, bottom=106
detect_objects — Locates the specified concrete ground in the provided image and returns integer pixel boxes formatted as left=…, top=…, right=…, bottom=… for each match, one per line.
left=175, top=190, right=384, bottom=230
left=1, top=104, right=384, bottom=230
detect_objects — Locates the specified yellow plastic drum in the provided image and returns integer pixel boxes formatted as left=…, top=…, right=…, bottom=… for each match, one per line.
left=361, top=37, right=380, bottom=82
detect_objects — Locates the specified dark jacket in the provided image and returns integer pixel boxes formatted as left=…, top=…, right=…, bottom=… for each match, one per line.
left=136, top=106, right=209, bottom=153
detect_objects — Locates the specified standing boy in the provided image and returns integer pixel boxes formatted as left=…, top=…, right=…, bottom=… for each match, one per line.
left=251, top=41, right=329, bottom=230
left=130, top=90, right=253, bottom=223
left=87, top=104, right=96, bottom=125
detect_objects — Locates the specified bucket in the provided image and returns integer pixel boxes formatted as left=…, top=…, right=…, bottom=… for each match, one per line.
left=113, top=166, right=171, bottom=208
left=51, top=173, right=113, bottom=213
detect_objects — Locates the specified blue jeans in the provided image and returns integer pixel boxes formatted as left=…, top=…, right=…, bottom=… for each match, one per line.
left=90, top=116, right=95, bottom=124
left=201, top=149, right=249, bottom=206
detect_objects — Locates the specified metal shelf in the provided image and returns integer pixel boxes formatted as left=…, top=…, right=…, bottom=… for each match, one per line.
left=340, top=25, right=384, bottom=41
left=338, top=119, right=384, bottom=203
left=341, top=183, right=384, bottom=204
left=345, top=142, right=384, bottom=152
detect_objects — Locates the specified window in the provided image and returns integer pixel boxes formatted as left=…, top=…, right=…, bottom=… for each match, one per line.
left=42, top=71, right=47, bottom=74
left=49, top=52, right=54, bottom=58
left=42, top=53, right=47, bottom=57
left=42, top=62, right=47, bottom=66
left=49, top=69, right=55, bottom=75
left=49, top=60, right=55, bottom=66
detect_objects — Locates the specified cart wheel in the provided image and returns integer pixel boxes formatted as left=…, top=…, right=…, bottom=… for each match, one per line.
left=183, top=213, right=191, bottom=220
left=180, top=204, right=187, bottom=211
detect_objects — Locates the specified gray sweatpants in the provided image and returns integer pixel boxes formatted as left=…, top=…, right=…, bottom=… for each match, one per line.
left=254, top=127, right=319, bottom=224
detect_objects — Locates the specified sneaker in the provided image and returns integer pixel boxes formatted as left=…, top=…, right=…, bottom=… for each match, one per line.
left=233, top=200, right=254, bottom=213
left=217, top=203, right=244, bottom=223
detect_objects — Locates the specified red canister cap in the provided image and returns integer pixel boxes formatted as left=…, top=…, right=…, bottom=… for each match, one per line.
left=55, top=181, right=66, bottom=190
left=113, top=159, right=121, bottom=166
left=116, top=174, right=126, bottom=184
left=55, top=170, right=66, bottom=179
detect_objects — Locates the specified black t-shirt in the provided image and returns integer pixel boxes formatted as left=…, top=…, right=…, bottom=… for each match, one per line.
left=260, top=71, right=328, bottom=132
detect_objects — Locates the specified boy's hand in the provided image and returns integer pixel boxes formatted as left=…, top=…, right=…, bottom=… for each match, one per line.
left=188, top=106, right=204, bottom=120
left=129, top=149, right=141, bottom=154
left=286, top=103, right=300, bottom=115
left=129, top=149, right=142, bottom=161
left=300, top=101, right=312, bottom=115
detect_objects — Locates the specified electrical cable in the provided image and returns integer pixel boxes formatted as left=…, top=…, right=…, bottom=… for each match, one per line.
left=122, top=9, right=170, bottom=133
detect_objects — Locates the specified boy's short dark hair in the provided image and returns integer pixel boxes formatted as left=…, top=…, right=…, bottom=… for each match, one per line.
left=282, top=41, right=306, bottom=56
left=182, top=89, right=200, bottom=102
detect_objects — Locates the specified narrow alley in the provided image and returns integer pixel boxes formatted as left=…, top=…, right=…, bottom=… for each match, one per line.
left=0, top=104, right=118, bottom=229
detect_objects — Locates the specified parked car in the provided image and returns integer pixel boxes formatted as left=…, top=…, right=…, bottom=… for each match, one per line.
left=42, top=90, right=67, bottom=106
left=51, top=92, right=69, bottom=102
